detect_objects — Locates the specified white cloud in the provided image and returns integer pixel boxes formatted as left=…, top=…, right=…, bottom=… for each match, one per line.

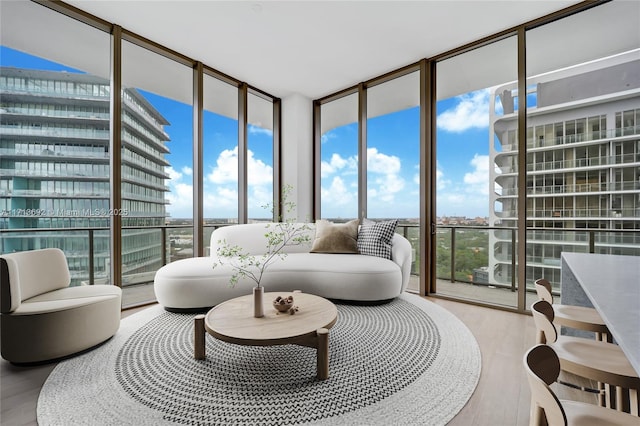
left=374, top=173, right=405, bottom=202
left=165, top=182, right=194, bottom=218
left=413, top=164, right=420, bottom=185
left=434, top=156, right=491, bottom=218
left=165, top=167, right=193, bottom=219
left=248, top=185, right=273, bottom=217
left=367, top=147, right=400, bottom=174
left=207, top=148, right=237, bottom=184
left=164, top=147, right=273, bottom=219
left=204, top=187, right=237, bottom=211
left=248, top=124, right=273, bottom=137
left=322, top=148, right=406, bottom=209
left=247, top=151, right=273, bottom=186
left=463, top=154, right=490, bottom=195
left=321, top=176, right=355, bottom=207
left=437, top=89, right=490, bottom=133
left=166, top=166, right=182, bottom=181
left=436, top=161, right=451, bottom=190
left=366, top=147, right=404, bottom=204
left=321, top=131, right=337, bottom=144
left=321, top=153, right=357, bottom=178
left=207, top=147, right=273, bottom=186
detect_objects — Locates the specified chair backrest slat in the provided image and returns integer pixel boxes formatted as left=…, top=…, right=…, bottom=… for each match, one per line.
left=534, top=278, right=554, bottom=304
left=524, top=344, right=568, bottom=426
left=531, top=300, right=558, bottom=344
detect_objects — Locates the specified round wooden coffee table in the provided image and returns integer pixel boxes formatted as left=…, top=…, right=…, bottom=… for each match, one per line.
left=194, top=292, right=338, bottom=380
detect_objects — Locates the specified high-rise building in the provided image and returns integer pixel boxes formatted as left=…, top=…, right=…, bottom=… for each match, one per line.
left=489, top=51, right=640, bottom=289
left=0, top=67, right=170, bottom=285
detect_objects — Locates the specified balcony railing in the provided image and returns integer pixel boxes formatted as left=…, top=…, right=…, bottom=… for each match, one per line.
left=526, top=153, right=640, bottom=172
left=2, top=223, right=638, bottom=309
left=0, top=126, right=109, bottom=140
left=0, top=168, right=109, bottom=180
left=499, top=126, right=640, bottom=152
left=526, top=207, right=640, bottom=218
left=437, top=225, right=639, bottom=303
left=0, top=106, right=110, bottom=120
left=0, top=84, right=109, bottom=101
left=0, top=148, right=110, bottom=160
left=526, top=181, right=640, bottom=195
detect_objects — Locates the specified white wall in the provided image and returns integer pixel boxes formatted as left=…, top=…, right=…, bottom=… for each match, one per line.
left=281, top=93, right=313, bottom=221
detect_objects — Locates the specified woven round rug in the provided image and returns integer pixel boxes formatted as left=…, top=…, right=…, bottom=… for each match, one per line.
left=38, top=293, right=480, bottom=425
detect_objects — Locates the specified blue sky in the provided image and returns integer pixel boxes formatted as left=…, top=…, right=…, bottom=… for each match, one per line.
left=2, top=45, right=493, bottom=220
left=321, top=90, right=493, bottom=219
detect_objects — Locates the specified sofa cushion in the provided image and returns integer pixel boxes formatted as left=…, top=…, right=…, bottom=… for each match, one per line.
left=310, top=219, right=359, bottom=254
left=357, top=218, right=398, bottom=259
left=14, top=285, right=122, bottom=315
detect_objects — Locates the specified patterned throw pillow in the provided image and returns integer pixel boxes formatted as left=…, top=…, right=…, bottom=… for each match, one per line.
left=357, top=218, right=398, bottom=259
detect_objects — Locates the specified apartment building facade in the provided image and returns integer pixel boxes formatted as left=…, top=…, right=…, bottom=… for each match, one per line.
left=0, top=67, right=170, bottom=285
left=489, top=52, right=640, bottom=289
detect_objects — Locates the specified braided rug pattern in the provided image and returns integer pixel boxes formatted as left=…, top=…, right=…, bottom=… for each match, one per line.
left=115, top=298, right=438, bottom=425
left=38, top=294, right=481, bottom=426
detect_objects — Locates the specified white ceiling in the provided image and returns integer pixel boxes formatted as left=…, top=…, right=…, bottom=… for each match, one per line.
left=64, top=0, right=582, bottom=100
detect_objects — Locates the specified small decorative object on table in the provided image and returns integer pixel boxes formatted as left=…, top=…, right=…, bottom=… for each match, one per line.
left=273, top=295, right=297, bottom=314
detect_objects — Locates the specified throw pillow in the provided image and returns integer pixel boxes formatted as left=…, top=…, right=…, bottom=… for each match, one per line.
left=357, top=218, right=398, bottom=259
left=310, top=219, right=360, bottom=254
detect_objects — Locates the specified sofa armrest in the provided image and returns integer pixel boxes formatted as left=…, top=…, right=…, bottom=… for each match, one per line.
left=391, top=233, right=413, bottom=292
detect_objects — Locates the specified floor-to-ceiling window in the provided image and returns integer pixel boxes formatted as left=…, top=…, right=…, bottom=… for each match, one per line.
left=120, top=40, right=194, bottom=305
left=247, top=92, right=274, bottom=221
left=434, top=36, right=523, bottom=308
left=366, top=71, right=420, bottom=288
left=0, top=0, right=112, bottom=287
left=525, top=0, right=640, bottom=296
left=319, top=92, right=359, bottom=221
left=203, top=73, right=239, bottom=253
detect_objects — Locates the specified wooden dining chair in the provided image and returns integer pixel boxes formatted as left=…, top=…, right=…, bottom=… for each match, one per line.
left=534, top=278, right=609, bottom=342
left=524, top=344, right=639, bottom=425
left=531, top=300, right=639, bottom=416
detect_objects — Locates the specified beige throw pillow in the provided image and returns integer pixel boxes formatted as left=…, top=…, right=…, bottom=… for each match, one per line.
left=310, top=219, right=360, bottom=254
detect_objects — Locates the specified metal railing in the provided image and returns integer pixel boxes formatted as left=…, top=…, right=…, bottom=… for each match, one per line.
left=499, top=126, right=640, bottom=152
left=2, top=223, right=638, bottom=306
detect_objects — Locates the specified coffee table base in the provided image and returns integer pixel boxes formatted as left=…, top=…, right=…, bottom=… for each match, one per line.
left=194, top=314, right=331, bottom=380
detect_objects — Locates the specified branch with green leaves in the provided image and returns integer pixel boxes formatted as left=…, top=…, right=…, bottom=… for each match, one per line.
left=213, top=185, right=312, bottom=288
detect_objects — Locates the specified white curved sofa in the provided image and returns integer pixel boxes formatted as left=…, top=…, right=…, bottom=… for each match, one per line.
left=154, top=222, right=412, bottom=311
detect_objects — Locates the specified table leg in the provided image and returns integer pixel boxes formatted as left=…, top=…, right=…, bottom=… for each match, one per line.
left=317, top=328, right=329, bottom=380
left=194, top=314, right=206, bottom=360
